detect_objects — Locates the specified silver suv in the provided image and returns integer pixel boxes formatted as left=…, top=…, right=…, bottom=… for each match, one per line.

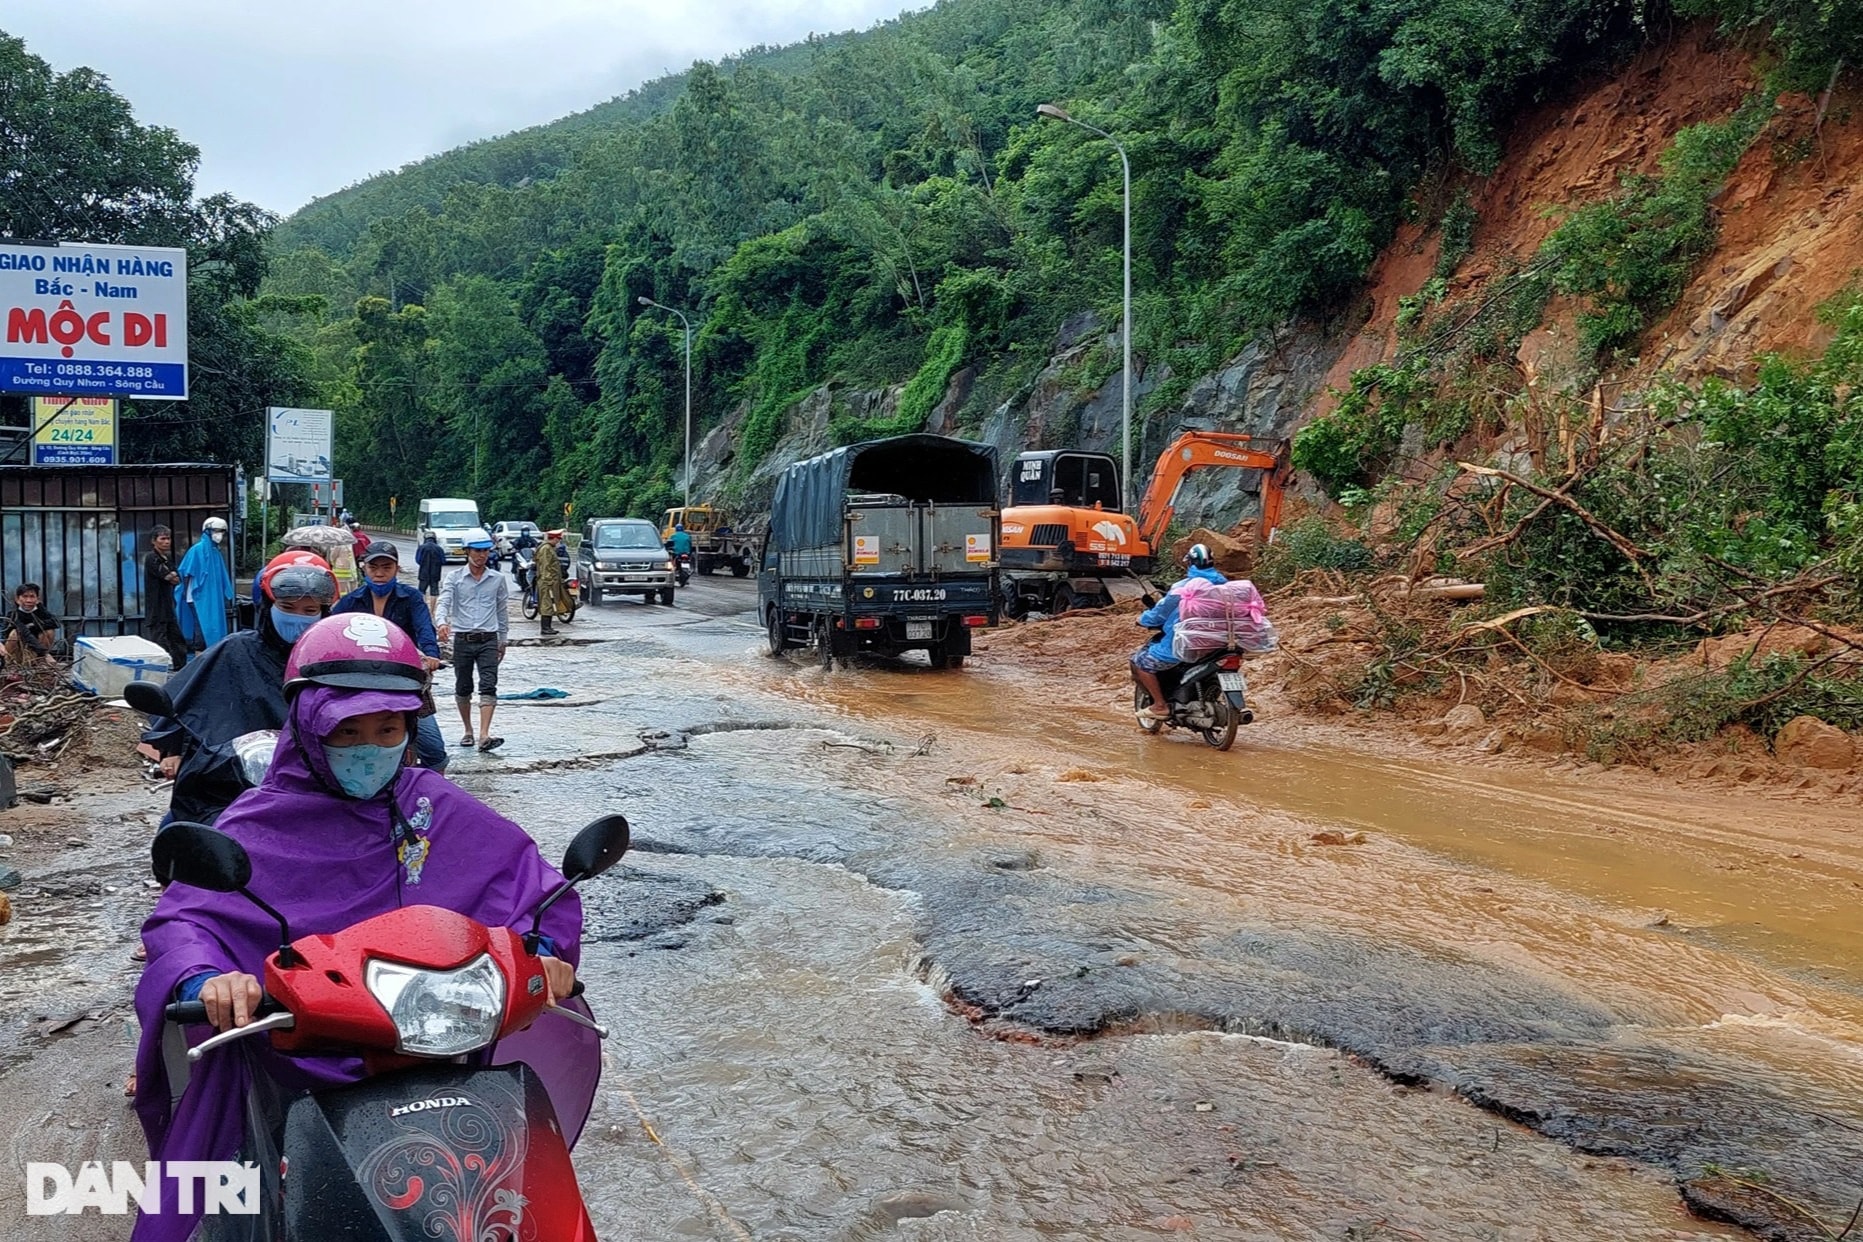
left=579, top=519, right=676, bottom=606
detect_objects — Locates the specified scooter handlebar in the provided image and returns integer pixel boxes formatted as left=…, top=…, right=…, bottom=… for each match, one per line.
left=165, top=995, right=285, bottom=1025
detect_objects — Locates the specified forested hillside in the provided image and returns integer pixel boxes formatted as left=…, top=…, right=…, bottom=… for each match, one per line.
left=261, top=0, right=1863, bottom=527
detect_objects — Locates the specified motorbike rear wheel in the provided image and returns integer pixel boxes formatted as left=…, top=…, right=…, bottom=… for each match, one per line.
left=1132, top=686, right=1165, bottom=735
left=521, top=589, right=540, bottom=621
left=1199, top=686, right=1238, bottom=751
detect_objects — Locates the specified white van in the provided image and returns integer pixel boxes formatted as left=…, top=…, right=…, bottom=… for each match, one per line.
left=418, top=497, right=485, bottom=562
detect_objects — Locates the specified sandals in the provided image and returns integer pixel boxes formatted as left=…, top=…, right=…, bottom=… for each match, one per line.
left=458, top=732, right=475, bottom=748
left=478, top=736, right=504, bottom=753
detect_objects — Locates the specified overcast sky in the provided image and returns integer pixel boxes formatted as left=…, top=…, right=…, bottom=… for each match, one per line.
left=7, top=1, right=918, bottom=215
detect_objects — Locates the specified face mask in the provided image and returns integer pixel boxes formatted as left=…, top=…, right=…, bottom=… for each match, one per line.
left=210, top=531, right=225, bottom=544
left=324, top=741, right=404, bottom=799
left=368, top=578, right=395, bottom=596
left=270, top=605, right=319, bottom=643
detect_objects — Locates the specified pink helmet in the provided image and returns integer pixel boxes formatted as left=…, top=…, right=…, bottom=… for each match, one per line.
left=283, top=613, right=425, bottom=696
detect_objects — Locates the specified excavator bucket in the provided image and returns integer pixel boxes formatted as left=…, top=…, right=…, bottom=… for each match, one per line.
left=1104, top=577, right=1150, bottom=604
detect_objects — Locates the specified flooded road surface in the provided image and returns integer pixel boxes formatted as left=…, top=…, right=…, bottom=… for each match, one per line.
left=1, top=575, right=1857, bottom=1239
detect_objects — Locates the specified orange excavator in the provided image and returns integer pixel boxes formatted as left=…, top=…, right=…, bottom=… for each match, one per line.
left=998, top=431, right=1289, bottom=614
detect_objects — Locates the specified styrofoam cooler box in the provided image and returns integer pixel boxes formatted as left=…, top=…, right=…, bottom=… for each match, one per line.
left=72, top=635, right=173, bottom=698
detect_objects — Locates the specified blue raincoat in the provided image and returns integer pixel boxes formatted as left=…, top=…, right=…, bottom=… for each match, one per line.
left=175, top=533, right=233, bottom=648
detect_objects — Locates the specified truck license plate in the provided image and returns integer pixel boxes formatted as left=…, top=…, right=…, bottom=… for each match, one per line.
left=907, top=622, right=933, bottom=640
left=1217, top=672, right=1245, bottom=692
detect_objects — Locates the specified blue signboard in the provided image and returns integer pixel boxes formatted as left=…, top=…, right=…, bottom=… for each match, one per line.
left=0, top=242, right=189, bottom=401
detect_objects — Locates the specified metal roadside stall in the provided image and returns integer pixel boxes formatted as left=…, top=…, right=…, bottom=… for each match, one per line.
left=0, top=463, right=234, bottom=640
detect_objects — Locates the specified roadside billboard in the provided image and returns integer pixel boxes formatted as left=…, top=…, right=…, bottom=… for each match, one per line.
left=30, top=396, right=117, bottom=465
left=0, top=242, right=188, bottom=400
left=266, top=406, right=333, bottom=482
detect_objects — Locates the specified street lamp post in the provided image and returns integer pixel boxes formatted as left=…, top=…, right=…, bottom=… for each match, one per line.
left=637, top=296, right=693, bottom=509
left=1037, top=103, right=1133, bottom=514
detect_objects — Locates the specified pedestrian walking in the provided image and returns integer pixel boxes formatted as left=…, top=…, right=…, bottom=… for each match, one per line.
left=535, top=530, right=574, bottom=636
left=141, top=526, right=187, bottom=669
left=415, top=532, right=444, bottom=608
left=331, top=540, right=451, bottom=772
left=433, top=534, right=508, bottom=752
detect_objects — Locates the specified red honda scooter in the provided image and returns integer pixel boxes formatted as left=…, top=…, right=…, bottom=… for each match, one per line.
left=153, top=814, right=629, bottom=1240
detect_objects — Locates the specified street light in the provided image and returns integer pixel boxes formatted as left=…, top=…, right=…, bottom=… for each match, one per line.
left=1038, top=102, right=1132, bottom=513
left=637, top=296, right=693, bottom=509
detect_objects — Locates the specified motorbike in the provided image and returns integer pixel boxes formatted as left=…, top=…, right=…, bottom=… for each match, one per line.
left=664, top=542, right=692, bottom=588
left=1132, top=631, right=1254, bottom=752
left=150, top=812, right=630, bottom=1240
left=126, top=682, right=278, bottom=832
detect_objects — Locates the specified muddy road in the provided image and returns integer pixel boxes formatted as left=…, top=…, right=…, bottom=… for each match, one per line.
left=2, top=572, right=1859, bottom=1240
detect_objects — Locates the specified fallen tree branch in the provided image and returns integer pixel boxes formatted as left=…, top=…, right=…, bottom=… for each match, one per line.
left=1455, top=462, right=1657, bottom=589
left=1577, top=574, right=1842, bottom=628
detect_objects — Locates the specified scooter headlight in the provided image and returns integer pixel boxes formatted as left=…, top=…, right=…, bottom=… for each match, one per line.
left=365, top=954, right=506, bottom=1056
left=230, top=730, right=278, bottom=789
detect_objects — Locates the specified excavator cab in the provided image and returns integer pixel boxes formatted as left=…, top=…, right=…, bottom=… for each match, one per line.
left=1010, top=451, right=1122, bottom=510
left=1000, top=432, right=1289, bottom=616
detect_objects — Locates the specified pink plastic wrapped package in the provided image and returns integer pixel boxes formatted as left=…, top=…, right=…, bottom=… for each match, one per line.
left=1170, top=577, right=1279, bottom=658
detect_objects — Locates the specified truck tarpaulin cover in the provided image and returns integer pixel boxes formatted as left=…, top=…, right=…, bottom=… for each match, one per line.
left=771, top=434, right=999, bottom=553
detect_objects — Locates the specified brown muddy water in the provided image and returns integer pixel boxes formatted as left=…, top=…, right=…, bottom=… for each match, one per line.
left=2, top=589, right=1858, bottom=1240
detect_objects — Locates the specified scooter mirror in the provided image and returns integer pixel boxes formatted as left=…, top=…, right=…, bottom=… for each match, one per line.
left=125, top=680, right=177, bottom=718
left=152, top=822, right=252, bottom=892
left=562, top=814, right=630, bottom=882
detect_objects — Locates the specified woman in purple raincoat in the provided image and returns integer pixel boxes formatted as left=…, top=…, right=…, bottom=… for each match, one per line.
left=132, top=614, right=600, bottom=1241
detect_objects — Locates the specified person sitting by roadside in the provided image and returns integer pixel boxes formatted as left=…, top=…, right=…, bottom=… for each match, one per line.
left=1129, top=544, right=1227, bottom=719
left=332, top=541, right=450, bottom=772
left=3, top=582, right=61, bottom=666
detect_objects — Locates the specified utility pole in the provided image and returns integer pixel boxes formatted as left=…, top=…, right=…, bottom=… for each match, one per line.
left=637, top=297, right=694, bottom=508
left=1038, top=103, right=1133, bottom=513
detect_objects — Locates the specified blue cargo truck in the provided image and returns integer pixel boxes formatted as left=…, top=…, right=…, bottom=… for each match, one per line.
left=758, top=434, right=1002, bottom=669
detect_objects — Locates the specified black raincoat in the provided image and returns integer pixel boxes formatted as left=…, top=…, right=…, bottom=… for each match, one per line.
left=153, top=614, right=294, bottom=824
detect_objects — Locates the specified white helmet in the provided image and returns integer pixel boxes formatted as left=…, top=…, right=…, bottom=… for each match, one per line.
left=203, top=517, right=228, bottom=532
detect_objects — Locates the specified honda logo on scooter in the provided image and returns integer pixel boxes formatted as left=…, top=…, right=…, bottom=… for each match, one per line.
left=389, top=1095, right=472, bottom=1119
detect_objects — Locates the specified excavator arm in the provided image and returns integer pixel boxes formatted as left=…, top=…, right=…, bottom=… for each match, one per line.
left=1133, top=432, right=1291, bottom=555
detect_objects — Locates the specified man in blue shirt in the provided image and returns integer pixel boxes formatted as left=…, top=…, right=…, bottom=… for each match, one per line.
left=1131, top=544, right=1227, bottom=720
left=332, top=540, right=449, bottom=772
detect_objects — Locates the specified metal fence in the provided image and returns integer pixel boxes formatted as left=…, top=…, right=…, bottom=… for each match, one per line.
left=0, top=465, right=235, bottom=639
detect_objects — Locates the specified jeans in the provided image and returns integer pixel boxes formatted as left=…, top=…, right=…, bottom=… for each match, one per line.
left=414, top=713, right=449, bottom=771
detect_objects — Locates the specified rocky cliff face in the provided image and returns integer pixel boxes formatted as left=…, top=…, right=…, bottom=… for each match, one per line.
left=692, top=318, right=1345, bottom=528
left=691, top=26, right=1855, bottom=528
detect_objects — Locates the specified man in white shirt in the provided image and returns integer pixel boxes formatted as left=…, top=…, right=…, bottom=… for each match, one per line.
left=434, top=534, right=509, bottom=752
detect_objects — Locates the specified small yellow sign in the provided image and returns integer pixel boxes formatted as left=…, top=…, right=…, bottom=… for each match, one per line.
left=853, top=535, right=880, bottom=565
left=966, top=533, right=992, bottom=563
left=31, top=397, right=117, bottom=465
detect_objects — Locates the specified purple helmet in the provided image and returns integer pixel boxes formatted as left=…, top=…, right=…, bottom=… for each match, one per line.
left=283, top=613, right=425, bottom=697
